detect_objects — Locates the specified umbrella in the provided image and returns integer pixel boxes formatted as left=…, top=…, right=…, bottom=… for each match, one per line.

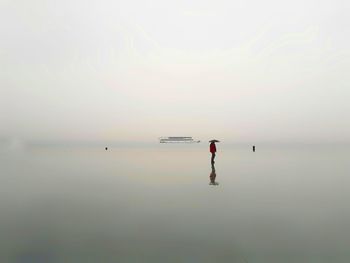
left=209, top=139, right=220, bottom=143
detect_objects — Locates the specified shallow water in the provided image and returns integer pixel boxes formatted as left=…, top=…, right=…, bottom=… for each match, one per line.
left=1, top=144, right=350, bottom=263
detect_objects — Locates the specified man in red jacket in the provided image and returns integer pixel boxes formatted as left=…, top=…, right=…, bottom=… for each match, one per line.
left=210, top=141, right=217, bottom=164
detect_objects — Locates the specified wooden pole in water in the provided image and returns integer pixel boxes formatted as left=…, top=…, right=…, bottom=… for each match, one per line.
left=253, top=145, right=255, bottom=152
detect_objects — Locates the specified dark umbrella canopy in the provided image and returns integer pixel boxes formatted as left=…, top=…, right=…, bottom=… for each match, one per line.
left=209, top=139, right=220, bottom=143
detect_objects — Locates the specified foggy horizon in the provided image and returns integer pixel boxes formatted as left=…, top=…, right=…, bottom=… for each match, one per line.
left=1, top=2, right=350, bottom=261
left=1, top=0, right=349, bottom=144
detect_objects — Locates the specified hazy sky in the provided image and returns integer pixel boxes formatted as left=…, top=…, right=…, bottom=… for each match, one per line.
left=1, top=0, right=349, bottom=143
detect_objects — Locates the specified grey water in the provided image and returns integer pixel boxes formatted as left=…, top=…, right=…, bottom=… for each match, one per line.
left=1, top=144, right=350, bottom=263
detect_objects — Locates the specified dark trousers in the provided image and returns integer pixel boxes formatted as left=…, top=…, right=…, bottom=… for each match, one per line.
left=211, top=153, right=216, bottom=164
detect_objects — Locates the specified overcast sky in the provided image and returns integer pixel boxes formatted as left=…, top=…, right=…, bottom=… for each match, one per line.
left=1, top=0, right=349, bottom=143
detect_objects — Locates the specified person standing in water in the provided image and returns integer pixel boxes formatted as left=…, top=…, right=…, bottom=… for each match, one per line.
left=209, top=140, right=217, bottom=164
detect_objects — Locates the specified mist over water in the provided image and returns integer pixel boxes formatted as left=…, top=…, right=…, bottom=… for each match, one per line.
left=2, top=0, right=350, bottom=261
left=1, top=144, right=349, bottom=262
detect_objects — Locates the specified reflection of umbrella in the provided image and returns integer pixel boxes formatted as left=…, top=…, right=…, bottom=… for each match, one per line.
left=209, top=139, right=220, bottom=143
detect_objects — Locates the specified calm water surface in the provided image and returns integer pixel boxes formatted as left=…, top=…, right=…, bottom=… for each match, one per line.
left=1, top=144, right=350, bottom=263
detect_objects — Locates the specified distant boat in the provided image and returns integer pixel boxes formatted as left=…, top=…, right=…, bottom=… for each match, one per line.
left=159, top=137, right=200, bottom=143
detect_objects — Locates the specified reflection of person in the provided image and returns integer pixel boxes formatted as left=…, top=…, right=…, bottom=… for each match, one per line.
left=210, top=141, right=217, bottom=164
left=209, top=164, right=219, bottom=185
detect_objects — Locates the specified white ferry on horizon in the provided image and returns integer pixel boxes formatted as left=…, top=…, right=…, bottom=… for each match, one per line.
left=159, top=137, right=201, bottom=143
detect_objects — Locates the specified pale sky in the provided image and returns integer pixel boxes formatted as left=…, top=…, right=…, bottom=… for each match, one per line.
left=1, top=0, right=349, bottom=143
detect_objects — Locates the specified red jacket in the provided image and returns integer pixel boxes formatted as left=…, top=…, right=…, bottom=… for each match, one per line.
left=210, top=143, right=216, bottom=153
